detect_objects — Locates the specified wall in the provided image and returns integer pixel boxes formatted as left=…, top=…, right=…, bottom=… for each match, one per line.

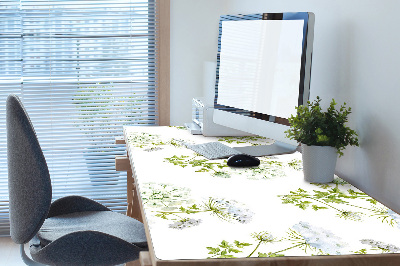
left=170, top=0, right=400, bottom=213
left=170, top=0, right=228, bottom=124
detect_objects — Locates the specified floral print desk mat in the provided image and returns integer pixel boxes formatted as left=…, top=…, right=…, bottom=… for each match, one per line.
left=124, top=126, right=400, bottom=260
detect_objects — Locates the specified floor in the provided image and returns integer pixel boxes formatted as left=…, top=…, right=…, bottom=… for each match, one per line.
left=0, top=237, right=140, bottom=266
left=0, top=237, right=25, bottom=266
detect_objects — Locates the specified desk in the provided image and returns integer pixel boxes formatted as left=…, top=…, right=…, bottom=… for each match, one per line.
left=122, top=126, right=400, bottom=266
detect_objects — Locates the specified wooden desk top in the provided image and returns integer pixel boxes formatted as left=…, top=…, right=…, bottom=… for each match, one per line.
left=124, top=126, right=400, bottom=265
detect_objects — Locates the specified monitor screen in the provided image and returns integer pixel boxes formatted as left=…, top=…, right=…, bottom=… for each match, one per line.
left=213, top=13, right=314, bottom=156
left=217, top=19, right=304, bottom=118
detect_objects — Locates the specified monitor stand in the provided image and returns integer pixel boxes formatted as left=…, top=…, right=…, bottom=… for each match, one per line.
left=233, top=141, right=298, bottom=157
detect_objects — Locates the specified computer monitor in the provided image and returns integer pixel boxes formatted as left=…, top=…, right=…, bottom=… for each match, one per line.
left=213, top=12, right=315, bottom=156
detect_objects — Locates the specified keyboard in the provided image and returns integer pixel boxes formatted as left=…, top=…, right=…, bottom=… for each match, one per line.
left=187, top=142, right=242, bottom=160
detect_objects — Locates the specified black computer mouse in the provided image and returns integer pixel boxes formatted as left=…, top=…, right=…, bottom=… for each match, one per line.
left=227, top=154, right=260, bottom=167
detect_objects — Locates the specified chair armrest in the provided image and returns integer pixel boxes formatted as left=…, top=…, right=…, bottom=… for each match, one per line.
left=47, top=195, right=110, bottom=218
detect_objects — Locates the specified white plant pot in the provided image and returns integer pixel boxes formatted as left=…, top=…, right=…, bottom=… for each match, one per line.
left=302, top=144, right=338, bottom=183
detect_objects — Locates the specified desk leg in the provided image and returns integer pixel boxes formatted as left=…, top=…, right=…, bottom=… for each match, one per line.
left=125, top=171, right=147, bottom=266
left=128, top=169, right=143, bottom=223
left=139, top=252, right=152, bottom=266
left=125, top=174, right=150, bottom=266
left=124, top=251, right=151, bottom=266
left=126, top=169, right=134, bottom=217
left=115, top=155, right=143, bottom=222
left=124, top=259, right=140, bottom=266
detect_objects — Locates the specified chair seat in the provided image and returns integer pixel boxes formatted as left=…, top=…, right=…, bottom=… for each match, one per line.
left=37, top=211, right=147, bottom=248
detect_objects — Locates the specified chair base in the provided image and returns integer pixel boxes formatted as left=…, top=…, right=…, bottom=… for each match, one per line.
left=20, top=244, right=45, bottom=266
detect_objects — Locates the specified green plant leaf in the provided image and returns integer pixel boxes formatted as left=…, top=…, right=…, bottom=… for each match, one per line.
left=285, top=96, right=359, bottom=157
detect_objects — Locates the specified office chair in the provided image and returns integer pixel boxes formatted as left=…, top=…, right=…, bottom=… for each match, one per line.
left=6, top=94, right=148, bottom=265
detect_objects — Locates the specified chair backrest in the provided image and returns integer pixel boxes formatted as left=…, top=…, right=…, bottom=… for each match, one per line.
left=7, top=94, right=52, bottom=244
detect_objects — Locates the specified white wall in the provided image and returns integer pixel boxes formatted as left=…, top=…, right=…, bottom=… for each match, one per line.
left=170, top=0, right=228, bottom=124
left=170, top=0, right=400, bottom=213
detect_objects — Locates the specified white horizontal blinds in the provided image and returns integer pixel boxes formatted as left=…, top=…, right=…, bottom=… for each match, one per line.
left=0, top=0, right=158, bottom=236
left=0, top=0, right=22, bottom=236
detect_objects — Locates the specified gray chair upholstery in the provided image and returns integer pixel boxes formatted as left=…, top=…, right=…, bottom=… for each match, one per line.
left=7, top=94, right=148, bottom=265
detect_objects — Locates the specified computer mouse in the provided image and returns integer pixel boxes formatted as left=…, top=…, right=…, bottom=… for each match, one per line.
left=227, top=154, right=260, bottom=167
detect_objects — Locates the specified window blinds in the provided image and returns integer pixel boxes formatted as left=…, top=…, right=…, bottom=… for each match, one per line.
left=0, top=0, right=159, bottom=236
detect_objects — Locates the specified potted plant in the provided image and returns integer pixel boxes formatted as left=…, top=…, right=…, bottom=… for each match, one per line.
left=285, top=96, right=359, bottom=183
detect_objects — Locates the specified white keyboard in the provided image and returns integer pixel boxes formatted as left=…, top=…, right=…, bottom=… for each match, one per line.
left=187, top=142, right=242, bottom=160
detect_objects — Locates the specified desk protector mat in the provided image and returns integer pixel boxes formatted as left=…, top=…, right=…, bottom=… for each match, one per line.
left=124, top=126, right=400, bottom=260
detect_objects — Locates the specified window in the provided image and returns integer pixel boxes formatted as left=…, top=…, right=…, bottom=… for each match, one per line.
left=0, top=0, right=169, bottom=236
